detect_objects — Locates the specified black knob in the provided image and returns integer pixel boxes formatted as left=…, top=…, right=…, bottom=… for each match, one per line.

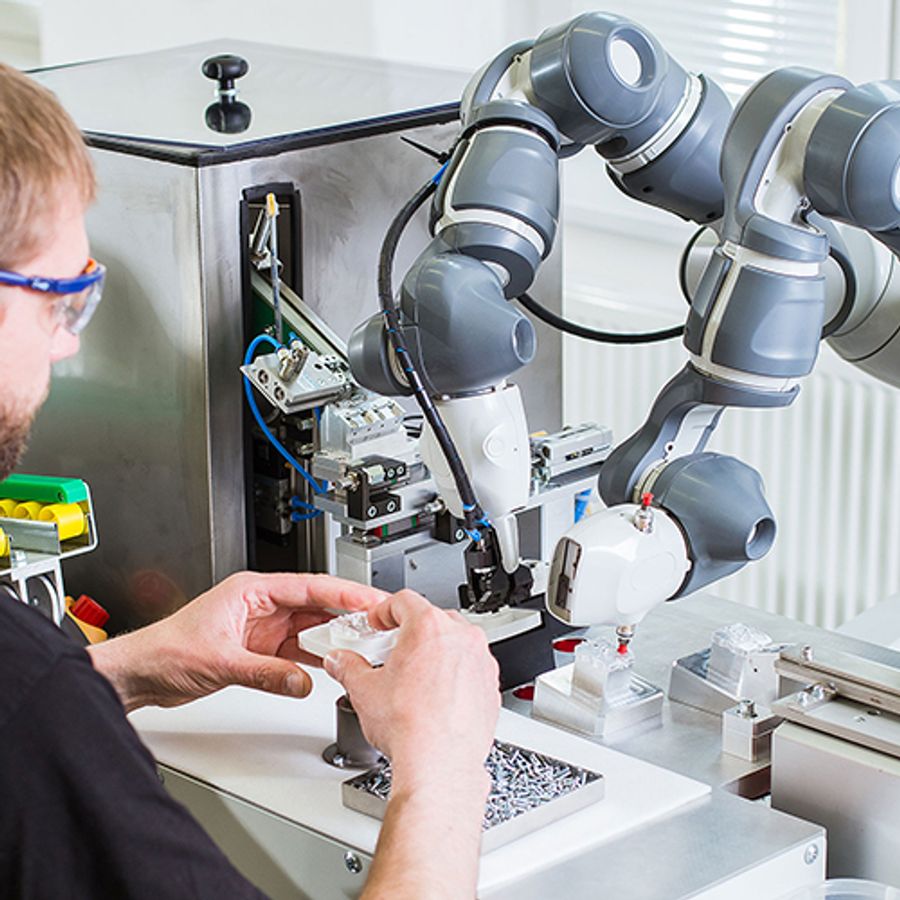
left=205, top=99, right=252, bottom=134
left=202, top=54, right=249, bottom=94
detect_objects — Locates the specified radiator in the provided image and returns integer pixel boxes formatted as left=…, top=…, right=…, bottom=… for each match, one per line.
left=561, top=287, right=900, bottom=630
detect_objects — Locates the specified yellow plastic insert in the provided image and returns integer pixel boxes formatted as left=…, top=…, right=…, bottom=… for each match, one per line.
left=39, top=503, right=87, bottom=541
left=13, top=501, right=44, bottom=520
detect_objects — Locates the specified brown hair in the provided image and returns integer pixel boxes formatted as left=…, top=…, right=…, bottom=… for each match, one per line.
left=0, top=63, right=95, bottom=269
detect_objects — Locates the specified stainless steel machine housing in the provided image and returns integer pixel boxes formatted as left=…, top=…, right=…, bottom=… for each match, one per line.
left=25, top=42, right=564, bottom=625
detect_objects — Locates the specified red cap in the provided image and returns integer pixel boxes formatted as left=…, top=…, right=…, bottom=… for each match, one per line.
left=641, top=492, right=654, bottom=508
left=70, top=594, right=110, bottom=628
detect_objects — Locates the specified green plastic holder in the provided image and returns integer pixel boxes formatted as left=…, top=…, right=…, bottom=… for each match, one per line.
left=0, top=474, right=89, bottom=505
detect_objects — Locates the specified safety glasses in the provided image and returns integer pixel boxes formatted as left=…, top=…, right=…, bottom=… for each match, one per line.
left=0, top=257, right=106, bottom=335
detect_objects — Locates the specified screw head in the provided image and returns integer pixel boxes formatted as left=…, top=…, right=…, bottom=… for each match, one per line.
left=454, top=528, right=466, bottom=541
left=343, top=851, right=363, bottom=874
left=804, top=843, right=819, bottom=865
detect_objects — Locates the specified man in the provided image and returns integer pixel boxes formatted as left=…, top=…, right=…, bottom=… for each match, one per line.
left=0, top=63, right=500, bottom=898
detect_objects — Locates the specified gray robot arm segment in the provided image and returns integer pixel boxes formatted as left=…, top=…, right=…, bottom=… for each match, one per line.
left=524, top=11, right=732, bottom=224
left=802, top=80, right=900, bottom=389
left=805, top=80, right=900, bottom=254
left=349, top=99, right=560, bottom=397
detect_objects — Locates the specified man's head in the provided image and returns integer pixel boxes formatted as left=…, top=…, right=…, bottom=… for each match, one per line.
left=0, top=63, right=95, bottom=480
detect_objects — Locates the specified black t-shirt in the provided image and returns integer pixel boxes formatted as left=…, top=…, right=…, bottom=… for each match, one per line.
left=0, top=597, right=267, bottom=899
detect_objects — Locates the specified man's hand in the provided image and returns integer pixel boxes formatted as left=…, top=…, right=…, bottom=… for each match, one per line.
left=324, top=591, right=499, bottom=791
left=323, top=591, right=500, bottom=900
left=88, top=571, right=387, bottom=712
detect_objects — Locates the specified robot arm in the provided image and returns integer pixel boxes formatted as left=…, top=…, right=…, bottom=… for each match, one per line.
left=553, top=69, right=900, bottom=638
left=349, top=11, right=730, bottom=612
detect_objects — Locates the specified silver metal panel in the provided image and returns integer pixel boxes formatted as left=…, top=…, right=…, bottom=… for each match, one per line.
left=772, top=721, right=900, bottom=884
left=773, top=693, right=900, bottom=759
left=159, top=766, right=371, bottom=900
left=32, top=40, right=467, bottom=148
left=483, top=790, right=823, bottom=900
left=24, top=152, right=210, bottom=625
left=776, top=643, right=900, bottom=714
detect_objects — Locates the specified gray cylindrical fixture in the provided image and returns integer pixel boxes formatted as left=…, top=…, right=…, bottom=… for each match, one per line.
left=322, top=694, right=383, bottom=769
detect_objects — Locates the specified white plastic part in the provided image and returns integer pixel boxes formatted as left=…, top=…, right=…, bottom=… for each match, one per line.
left=546, top=503, right=690, bottom=627
left=299, top=612, right=398, bottom=666
left=419, top=384, right=530, bottom=572
left=460, top=606, right=542, bottom=643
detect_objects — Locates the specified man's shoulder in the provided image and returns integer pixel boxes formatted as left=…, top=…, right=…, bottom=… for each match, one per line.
left=0, top=597, right=85, bottom=727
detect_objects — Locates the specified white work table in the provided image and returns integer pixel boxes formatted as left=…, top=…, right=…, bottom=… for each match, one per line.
left=130, top=594, right=828, bottom=898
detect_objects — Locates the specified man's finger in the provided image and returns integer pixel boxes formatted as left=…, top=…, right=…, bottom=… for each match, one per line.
left=230, top=651, right=313, bottom=698
left=256, top=572, right=389, bottom=612
left=324, top=649, right=374, bottom=695
left=367, top=590, right=435, bottom=631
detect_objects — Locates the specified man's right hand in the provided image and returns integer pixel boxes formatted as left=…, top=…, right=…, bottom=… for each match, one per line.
left=323, top=590, right=500, bottom=797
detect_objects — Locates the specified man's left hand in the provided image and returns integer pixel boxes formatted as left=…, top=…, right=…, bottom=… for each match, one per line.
left=87, top=572, right=388, bottom=712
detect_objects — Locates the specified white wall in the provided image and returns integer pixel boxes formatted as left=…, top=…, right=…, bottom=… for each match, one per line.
left=6, top=0, right=549, bottom=70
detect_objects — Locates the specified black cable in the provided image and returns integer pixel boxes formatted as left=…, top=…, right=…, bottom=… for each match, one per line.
left=820, top=241, right=857, bottom=338
left=679, top=227, right=708, bottom=306
left=516, top=291, right=685, bottom=344
left=378, top=178, right=487, bottom=534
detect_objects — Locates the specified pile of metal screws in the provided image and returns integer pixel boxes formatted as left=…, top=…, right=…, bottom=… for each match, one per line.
left=346, top=739, right=599, bottom=831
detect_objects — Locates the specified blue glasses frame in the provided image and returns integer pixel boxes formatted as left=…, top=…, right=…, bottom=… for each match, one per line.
left=0, top=258, right=106, bottom=334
